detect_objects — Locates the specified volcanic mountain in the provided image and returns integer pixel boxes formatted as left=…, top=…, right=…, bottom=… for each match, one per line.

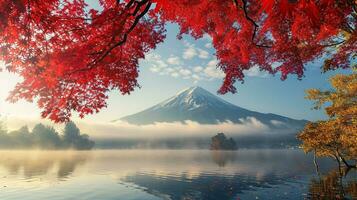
left=119, top=86, right=307, bottom=129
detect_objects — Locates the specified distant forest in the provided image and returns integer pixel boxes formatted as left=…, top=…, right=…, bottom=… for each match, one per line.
left=0, top=121, right=94, bottom=150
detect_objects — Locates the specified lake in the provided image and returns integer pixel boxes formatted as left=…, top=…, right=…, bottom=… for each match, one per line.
left=0, top=149, right=355, bottom=200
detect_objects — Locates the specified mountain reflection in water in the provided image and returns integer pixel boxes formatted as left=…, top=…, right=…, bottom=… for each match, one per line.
left=0, top=150, right=355, bottom=200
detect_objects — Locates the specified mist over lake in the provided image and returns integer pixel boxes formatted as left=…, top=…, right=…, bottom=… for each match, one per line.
left=0, top=149, right=355, bottom=200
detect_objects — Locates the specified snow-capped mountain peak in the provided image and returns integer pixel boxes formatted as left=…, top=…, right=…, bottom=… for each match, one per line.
left=119, top=86, right=307, bottom=128
left=157, top=86, right=233, bottom=111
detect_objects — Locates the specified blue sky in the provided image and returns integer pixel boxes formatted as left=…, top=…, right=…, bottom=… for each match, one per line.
left=83, top=23, right=347, bottom=122
left=0, top=22, right=350, bottom=127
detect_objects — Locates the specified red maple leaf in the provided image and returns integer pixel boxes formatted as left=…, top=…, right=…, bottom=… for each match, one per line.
left=0, top=0, right=355, bottom=122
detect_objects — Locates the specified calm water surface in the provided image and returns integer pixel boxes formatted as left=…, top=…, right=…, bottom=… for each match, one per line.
left=0, top=149, right=355, bottom=200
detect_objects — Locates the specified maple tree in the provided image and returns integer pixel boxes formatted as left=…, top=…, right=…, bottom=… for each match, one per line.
left=298, top=69, right=357, bottom=168
left=0, top=0, right=355, bottom=122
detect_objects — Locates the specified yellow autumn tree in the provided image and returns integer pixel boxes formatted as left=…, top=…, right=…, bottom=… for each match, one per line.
left=298, top=68, right=357, bottom=168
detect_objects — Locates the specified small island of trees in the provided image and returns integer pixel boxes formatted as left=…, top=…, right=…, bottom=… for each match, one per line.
left=0, top=121, right=94, bottom=150
left=210, top=133, right=238, bottom=151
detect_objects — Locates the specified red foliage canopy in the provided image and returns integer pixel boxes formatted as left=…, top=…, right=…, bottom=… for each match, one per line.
left=0, top=0, right=355, bottom=122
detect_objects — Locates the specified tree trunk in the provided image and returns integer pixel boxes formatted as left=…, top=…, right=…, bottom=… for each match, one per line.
left=337, top=151, right=356, bottom=169
left=313, top=150, right=320, bottom=175
left=333, top=154, right=343, bottom=175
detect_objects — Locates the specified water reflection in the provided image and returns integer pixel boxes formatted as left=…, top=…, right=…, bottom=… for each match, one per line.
left=0, top=150, right=355, bottom=200
left=307, top=169, right=357, bottom=200
left=0, top=151, right=91, bottom=180
left=118, top=150, right=356, bottom=200
left=210, top=151, right=236, bottom=167
left=123, top=170, right=284, bottom=200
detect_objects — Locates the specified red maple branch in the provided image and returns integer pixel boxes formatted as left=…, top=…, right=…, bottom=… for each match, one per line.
left=233, top=0, right=271, bottom=48
left=67, top=0, right=152, bottom=75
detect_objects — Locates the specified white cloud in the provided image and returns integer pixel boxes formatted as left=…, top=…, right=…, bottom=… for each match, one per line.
left=192, top=74, right=201, bottom=80
left=207, top=59, right=218, bottom=67
left=204, top=43, right=212, bottom=49
left=171, top=72, right=179, bottom=78
left=183, top=46, right=197, bottom=60
left=193, top=66, right=203, bottom=73
left=182, top=41, right=210, bottom=60
left=245, top=65, right=269, bottom=78
left=150, top=66, right=161, bottom=73
left=182, top=41, right=199, bottom=60
left=202, top=34, right=212, bottom=42
left=157, top=60, right=168, bottom=68
left=145, top=52, right=160, bottom=61
left=145, top=52, right=168, bottom=69
left=183, top=40, right=192, bottom=47
left=146, top=52, right=225, bottom=83
left=90, top=118, right=269, bottom=139
left=144, top=41, right=222, bottom=83
left=3, top=116, right=300, bottom=142
left=165, top=68, right=175, bottom=73
left=270, top=120, right=286, bottom=127
left=111, top=118, right=268, bottom=139
left=179, top=69, right=192, bottom=76
left=167, top=56, right=181, bottom=65
left=86, top=117, right=270, bottom=139
left=239, top=117, right=266, bottom=128
left=198, top=49, right=210, bottom=59
left=203, top=59, right=224, bottom=79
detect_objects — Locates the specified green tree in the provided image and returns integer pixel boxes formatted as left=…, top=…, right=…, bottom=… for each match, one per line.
left=32, top=124, right=62, bottom=149
left=0, top=121, right=6, bottom=134
left=63, top=122, right=95, bottom=150
left=0, top=121, right=94, bottom=150
left=0, top=121, right=9, bottom=148
left=8, top=126, right=32, bottom=148
left=63, top=121, right=80, bottom=146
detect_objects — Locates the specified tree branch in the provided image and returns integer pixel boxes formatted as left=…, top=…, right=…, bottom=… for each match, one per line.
left=67, top=0, right=152, bottom=75
left=337, top=150, right=356, bottom=168
left=321, top=40, right=345, bottom=47
left=234, top=0, right=271, bottom=48
left=90, top=1, right=151, bottom=65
